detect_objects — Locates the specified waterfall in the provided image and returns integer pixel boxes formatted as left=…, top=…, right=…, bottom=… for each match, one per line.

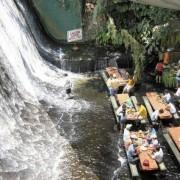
left=0, top=0, right=90, bottom=179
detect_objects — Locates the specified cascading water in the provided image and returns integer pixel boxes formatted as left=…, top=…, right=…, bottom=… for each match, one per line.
left=0, top=0, right=93, bottom=179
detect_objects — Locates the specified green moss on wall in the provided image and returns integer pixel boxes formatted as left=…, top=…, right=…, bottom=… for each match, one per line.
left=31, top=0, right=82, bottom=41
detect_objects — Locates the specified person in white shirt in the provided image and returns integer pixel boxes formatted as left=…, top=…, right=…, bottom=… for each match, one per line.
left=107, top=74, right=120, bottom=96
left=151, top=109, right=164, bottom=128
left=151, top=109, right=164, bottom=122
left=64, top=74, right=72, bottom=98
left=123, top=124, right=132, bottom=142
left=127, top=143, right=139, bottom=164
left=151, top=145, right=163, bottom=163
left=150, top=134, right=159, bottom=148
left=175, top=87, right=180, bottom=97
left=163, top=90, right=172, bottom=103
left=176, top=69, right=180, bottom=87
left=174, top=86, right=180, bottom=111
left=116, top=104, right=126, bottom=116
left=116, top=104, right=127, bottom=130
left=166, top=102, right=176, bottom=114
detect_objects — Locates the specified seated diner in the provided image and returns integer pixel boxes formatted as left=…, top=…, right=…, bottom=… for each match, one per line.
left=107, top=74, right=121, bottom=96
left=127, top=142, right=139, bottom=164
left=123, top=75, right=135, bottom=94
left=126, top=130, right=161, bottom=171
left=116, top=104, right=127, bottom=130
left=149, top=145, right=164, bottom=163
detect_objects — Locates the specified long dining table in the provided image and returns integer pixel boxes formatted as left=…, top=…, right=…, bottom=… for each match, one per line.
left=106, top=67, right=128, bottom=87
left=130, top=131, right=159, bottom=171
left=146, top=92, right=172, bottom=119
left=116, top=93, right=138, bottom=121
left=168, top=127, right=180, bottom=151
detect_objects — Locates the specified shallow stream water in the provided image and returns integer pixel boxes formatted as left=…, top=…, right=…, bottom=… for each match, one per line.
left=45, top=75, right=130, bottom=180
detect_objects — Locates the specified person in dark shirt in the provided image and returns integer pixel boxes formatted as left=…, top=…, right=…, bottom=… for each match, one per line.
left=127, top=143, right=139, bottom=164
left=155, top=60, right=164, bottom=83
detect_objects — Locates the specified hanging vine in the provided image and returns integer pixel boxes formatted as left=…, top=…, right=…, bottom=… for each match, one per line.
left=93, top=0, right=179, bottom=80
left=96, top=16, right=145, bottom=81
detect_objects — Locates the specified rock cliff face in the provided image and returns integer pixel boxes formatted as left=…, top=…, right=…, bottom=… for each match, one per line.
left=30, top=0, right=106, bottom=42
left=30, top=0, right=82, bottom=41
left=81, top=0, right=107, bottom=41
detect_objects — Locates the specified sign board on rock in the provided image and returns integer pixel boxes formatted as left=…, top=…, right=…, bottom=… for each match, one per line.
left=67, top=28, right=82, bottom=42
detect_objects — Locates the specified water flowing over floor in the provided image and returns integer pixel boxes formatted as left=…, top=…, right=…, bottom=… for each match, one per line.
left=0, top=0, right=127, bottom=179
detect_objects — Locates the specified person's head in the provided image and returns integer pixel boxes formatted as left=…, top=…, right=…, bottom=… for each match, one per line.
left=129, top=75, right=133, bottom=80
left=137, top=102, right=141, bottom=107
left=149, top=124, right=153, bottom=129
left=155, top=145, right=161, bottom=151
left=109, top=75, right=113, bottom=79
left=64, top=73, right=68, bottom=77
left=167, top=101, right=172, bottom=105
left=131, top=134, right=138, bottom=140
left=122, top=104, right=126, bottom=110
left=159, top=109, right=164, bottom=114
left=133, top=142, right=138, bottom=149
left=113, top=74, right=116, bottom=78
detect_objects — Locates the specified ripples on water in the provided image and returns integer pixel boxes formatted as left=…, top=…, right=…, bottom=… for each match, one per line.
left=46, top=76, right=130, bottom=180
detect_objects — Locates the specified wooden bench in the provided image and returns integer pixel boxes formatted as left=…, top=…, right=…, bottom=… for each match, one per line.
left=125, top=151, right=139, bottom=178
left=131, top=96, right=138, bottom=110
left=110, top=95, right=119, bottom=124
left=142, top=96, right=154, bottom=121
left=129, top=163, right=139, bottom=178
left=163, top=133, right=180, bottom=165
left=101, top=71, right=120, bottom=125
left=101, top=71, right=108, bottom=87
left=158, top=162, right=167, bottom=171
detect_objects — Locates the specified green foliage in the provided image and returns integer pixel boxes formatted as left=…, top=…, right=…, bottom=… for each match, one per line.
left=162, top=69, right=176, bottom=88
left=95, top=0, right=179, bottom=80
left=96, top=17, right=145, bottom=81
left=92, top=0, right=107, bottom=22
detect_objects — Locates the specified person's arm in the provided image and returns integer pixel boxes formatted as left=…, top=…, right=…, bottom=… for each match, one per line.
left=107, top=79, right=112, bottom=87
left=155, top=63, right=158, bottom=71
left=151, top=152, right=156, bottom=160
left=137, top=107, right=143, bottom=118
left=151, top=112, right=155, bottom=121
left=177, top=70, right=180, bottom=77
left=154, top=111, right=159, bottom=120
left=116, top=106, right=122, bottom=116
left=116, top=106, right=121, bottom=116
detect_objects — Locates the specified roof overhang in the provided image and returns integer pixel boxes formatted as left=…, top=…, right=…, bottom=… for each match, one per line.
left=130, top=0, right=180, bottom=10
